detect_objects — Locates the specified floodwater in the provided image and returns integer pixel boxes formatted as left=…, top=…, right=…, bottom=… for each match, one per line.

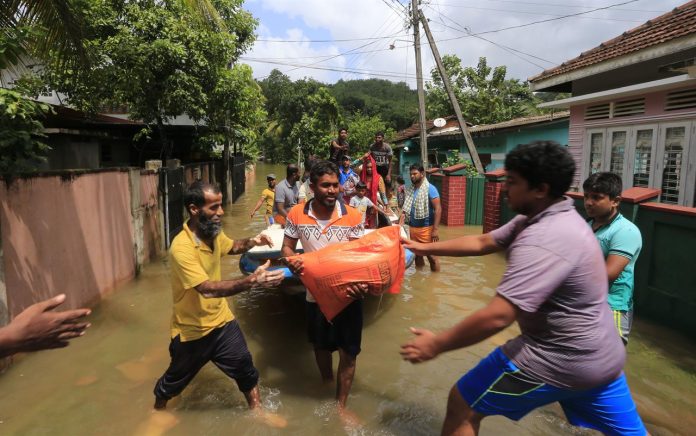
left=0, top=163, right=694, bottom=436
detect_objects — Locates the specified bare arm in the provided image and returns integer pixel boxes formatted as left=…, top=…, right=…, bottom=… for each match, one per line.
left=400, top=294, right=517, bottom=363
left=276, top=201, right=288, bottom=219
left=0, top=294, right=90, bottom=357
left=431, top=197, right=442, bottom=241
left=606, top=254, right=631, bottom=282
left=228, top=233, right=273, bottom=255
left=195, top=259, right=284, bottom=298
left=249, top=196, right=265, bottom=217
left=281, top=236, right=303, bottom=274
left=401, top=233, right=503, bottom=257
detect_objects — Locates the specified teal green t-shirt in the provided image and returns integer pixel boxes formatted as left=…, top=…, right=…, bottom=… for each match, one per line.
left=589, top=213, right=642, bottom=311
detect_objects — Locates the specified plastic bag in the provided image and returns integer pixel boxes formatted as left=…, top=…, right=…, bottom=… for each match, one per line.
left=288, top=226, right=405, bottom=321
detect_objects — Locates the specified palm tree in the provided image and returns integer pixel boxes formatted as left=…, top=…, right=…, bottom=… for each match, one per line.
left=0, top=0, right=224, bottom=70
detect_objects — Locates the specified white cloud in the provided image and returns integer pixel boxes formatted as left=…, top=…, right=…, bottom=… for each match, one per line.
left=244, top=0, right=688, bottom=87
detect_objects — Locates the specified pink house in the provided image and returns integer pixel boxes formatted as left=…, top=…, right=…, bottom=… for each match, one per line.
left=529, top=0, right=696, bottom=207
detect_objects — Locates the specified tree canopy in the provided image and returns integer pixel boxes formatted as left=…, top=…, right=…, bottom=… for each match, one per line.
left=425, top=55, right=536, bottom=125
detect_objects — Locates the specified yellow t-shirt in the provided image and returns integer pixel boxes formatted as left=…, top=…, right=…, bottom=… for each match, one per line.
left=168, top=221, right=235, bottom=341
left=261, top=188, right=275, bottom=215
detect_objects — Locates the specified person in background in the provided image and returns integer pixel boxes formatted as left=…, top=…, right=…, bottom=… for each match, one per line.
left=363, top=131, right=393, bottom=184
left=583, top=172, right=642, bottom=345
left=350, top=181, right=376, bottom=225
left=329, top=128, right=350, bottom=165
left=339, top=155, right=359, bottom=204
left=360, top=155, right=386, bottom=228
left=298, top=161, right=315, bottom=204
left=400, top=142, right=645, bottom=436
left=396, top=176, right=406, bottom=210
left=249, top=174, right=277, bottom=226
left=400, top=164, right=441, bottom=272
left=274, top=164, right=300, bottom=226
left=0, top=294, right=90, bottom=358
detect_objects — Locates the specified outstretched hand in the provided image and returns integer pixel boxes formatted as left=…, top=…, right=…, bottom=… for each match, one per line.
left=400, top=327, right=439, bottom=364
left=252, top=260, right=285, bottom=288
left=252, top=233, right=274, bottom=248
left=400, top=237, right=429, bottom=256
left=3, top=294, right=90, bottom=355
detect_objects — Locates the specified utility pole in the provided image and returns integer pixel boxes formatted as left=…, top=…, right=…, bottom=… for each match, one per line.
left=419, top=12, right=485, bottom=174
left=411, top=0, right=428, bottom=168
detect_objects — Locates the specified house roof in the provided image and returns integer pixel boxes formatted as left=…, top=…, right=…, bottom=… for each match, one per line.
left=44, top=105, right=143, bottom=129
left=393, top=111, right=569, bottom=144
left=529, top=0, right=696, bottom=84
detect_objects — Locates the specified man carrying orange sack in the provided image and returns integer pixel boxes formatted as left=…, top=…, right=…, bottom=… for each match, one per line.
left=281, top=160, right=369, bottom=418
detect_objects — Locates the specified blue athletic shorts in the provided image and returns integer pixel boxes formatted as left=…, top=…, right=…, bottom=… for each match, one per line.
left=456, top=347, right=646, bottom=436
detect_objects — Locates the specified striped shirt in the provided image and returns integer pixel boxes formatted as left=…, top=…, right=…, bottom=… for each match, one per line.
left=284, top=200, right=364, bottom=302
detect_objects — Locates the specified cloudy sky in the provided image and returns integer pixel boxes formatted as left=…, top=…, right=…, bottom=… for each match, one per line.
left=242, top=0, right=688, bottom=87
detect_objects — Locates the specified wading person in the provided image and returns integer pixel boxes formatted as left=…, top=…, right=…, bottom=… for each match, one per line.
left=339, top=155, right=359, bottom=205
left=360, top=155, right=386, bottom=229
left=400, top=164, right=441, bottom=271
left=583, top=172, right=642, bottom=345
left=281, top=160, right=368, bottom=422
left=400, top=142, right=645, bottom=436
left=274, top=164, right=300, bottom=226
left=249, top=174, right=277, bottom=226
left=153, top=181, right=286, bottom=426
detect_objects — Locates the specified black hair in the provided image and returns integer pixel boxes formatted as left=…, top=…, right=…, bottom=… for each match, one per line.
left=184, top=181, right=220, bottom=210
left=356, top=181, right=367, bottom=190
left=338, top=127, right=348, bottom=134
left=396, top=176, right=405, bottom=184
left=504, top=141, right=575, bottom=198
left=375, top=131, right=384, bottom=137
left=309, top=160, right=339, bottom=184
left=286, top=163, right=299, bottom=178
left=409, top=163, right=425, bottom=173
left=583, top=172, right=622, bottom=198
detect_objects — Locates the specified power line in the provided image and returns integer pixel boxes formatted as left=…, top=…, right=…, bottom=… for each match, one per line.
left=424, top=2, right=647, bottom=23
left=424, top=5, right=555, bottom=68
left=255, top=33, right=409, bottom=43
left=428, top=0, right=666, bottom=14
left=241, top=57, right=421, bottom=80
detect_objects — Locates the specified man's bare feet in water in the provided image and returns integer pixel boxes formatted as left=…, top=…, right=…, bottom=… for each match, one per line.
left=251, top=409, right=288, bottom=429
left=338, top=405, right=362, bottom=428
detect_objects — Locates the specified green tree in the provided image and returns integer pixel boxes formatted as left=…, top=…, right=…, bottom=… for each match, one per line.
left=346, top=112, right=395, bottom=156
left=0, top=88, right=51, bottom=172
left=288, top=87, right=341, bottom=161
left=426, top=56, right=535, bottom=125
left=33, top=0, right=258, bottom=158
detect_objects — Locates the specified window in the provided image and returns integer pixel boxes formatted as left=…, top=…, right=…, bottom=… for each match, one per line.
left=583, top=121, right=696, bottom=207
left=588, top=131, right=604, bottom=175
left=609, top=130, right=627, bottom=178
left=659, top=126, right=687, bottom=204
left=632, top=129, right=655, bottom=188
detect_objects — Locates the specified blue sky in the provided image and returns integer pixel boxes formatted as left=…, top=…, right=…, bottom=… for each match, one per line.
left=242, top=0, right=688, bottom=87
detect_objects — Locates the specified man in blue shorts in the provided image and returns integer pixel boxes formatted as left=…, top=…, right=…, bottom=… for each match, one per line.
left=583, top=172, right=642, bottom=345
left=401, top=142, right=646, bottom=435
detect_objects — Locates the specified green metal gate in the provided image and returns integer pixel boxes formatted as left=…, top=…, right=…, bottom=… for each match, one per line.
left=465, top=176, right=485, bottom=225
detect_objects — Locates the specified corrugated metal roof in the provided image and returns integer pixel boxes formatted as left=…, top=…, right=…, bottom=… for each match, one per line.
left=393, top=111, right=569, bottom=143
left=529, top=0, right=696, bottom=83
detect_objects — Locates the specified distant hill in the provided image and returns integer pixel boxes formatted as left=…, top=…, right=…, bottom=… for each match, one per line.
left=328, top=79, right=418, bottom=131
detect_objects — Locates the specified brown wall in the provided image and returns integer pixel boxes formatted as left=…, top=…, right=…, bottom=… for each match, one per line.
left=0, top=169, right=162, bottom=317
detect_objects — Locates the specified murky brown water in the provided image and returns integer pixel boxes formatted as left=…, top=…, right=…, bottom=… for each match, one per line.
left=0, top=163, right=694, bottom=435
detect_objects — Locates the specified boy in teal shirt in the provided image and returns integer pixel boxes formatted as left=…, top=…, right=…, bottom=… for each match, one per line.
left=583, top=172, right=642, bottom=344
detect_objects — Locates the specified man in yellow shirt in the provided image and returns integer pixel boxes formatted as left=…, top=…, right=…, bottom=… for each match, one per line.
left=249, top=174, right=277, bottom=226
left=154, top=181, right=284, bottom=414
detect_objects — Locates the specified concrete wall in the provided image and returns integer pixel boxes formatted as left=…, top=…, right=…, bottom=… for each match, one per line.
left=0, top=169, right=163, bottom=318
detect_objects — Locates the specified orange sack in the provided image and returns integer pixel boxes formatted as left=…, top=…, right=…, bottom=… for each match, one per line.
left=288, top=226, right=406, bottom=321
